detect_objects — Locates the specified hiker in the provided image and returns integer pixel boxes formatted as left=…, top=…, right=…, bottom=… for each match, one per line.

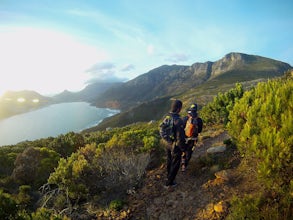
left=182, top=103, right=203, bottom=171
left=159, top=99, right=187, bottom=189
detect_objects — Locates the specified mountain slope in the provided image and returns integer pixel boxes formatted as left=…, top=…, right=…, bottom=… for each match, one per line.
left=84, top=53, right=291, bottom=131
left=93, top=52, right=291, bottom=110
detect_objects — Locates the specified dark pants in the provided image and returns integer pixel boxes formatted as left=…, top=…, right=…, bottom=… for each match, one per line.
left=183, top=139, right=196, bottom=167
left=166, top=145, right=182, bottom=186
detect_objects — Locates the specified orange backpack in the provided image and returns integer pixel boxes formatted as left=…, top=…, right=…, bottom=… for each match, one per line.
left=185, top=116, right=202, bottom=137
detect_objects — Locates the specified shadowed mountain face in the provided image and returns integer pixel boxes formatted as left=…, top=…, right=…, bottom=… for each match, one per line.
left=92, top=52, right=291, bottom=110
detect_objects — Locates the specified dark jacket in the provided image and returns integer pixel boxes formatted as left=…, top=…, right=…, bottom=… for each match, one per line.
left=170, top=112, right=187, bottom=151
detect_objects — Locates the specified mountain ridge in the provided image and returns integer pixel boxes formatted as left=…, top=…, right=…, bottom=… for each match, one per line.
left=1, top=52, right=291, bottom=122
left=92, top=52, right=291, bottom=110
left=84, top=52, right=292, bottom=131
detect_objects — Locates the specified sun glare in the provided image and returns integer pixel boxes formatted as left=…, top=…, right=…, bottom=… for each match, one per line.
left=32, top=99, right=39, bottom=103
left=0, top=27, right=107, bottom=95
left=17, top=98, right=26, bottom=103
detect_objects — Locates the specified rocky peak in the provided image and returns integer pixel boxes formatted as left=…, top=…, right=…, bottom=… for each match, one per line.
left=189, top=61, right=213, bottom=79
left=188, top=53, right=263, bottom=79
left=210, top=52, right=255, bottom=78
left=224, top=52, right=246, bottom=61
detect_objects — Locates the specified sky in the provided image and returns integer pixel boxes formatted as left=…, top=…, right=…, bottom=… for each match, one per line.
left=0, top=0, right=292, bottom=96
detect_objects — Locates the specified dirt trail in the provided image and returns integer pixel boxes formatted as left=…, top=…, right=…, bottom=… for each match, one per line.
left=127, top=131, right=233, bottom=220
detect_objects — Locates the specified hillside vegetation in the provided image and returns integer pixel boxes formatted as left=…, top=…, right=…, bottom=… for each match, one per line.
left=0, top=71, right=292, bottom=219
left=226, top=75, right=293, bottom=219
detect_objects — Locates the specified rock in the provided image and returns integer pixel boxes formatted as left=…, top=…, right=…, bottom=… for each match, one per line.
left=210, top=165, right=220, bottom=173
left=214, top=201, right=228, bottom=213
left=206, top=203, right=215, bottom=215
left=154, top=197, right=163, bottom=205
left=127, top=188, right=136, bottom=195
left=207, top=145, right=226, bottom=154
left=166, top=200, right=174, bottom=207
left=214, top=170, right=230, bottom=181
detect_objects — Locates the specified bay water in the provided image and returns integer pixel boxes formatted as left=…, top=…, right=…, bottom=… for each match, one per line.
left=0, top=102, right=119, bottom=146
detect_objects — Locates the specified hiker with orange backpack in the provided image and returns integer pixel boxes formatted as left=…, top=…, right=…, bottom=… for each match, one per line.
left=182, top=103, right=203, bottom=171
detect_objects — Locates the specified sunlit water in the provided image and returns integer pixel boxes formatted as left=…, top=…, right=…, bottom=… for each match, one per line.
left=0, top=102, right=119, bottom=146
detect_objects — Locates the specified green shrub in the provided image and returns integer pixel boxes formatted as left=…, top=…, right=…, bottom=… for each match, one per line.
left=46, top=126, right=154, bottom=210
left=200, top=83, right=244, bottom=125
left=227, top=193, right=293, bottom=220
left=228, top=78, right=292, bottom=190
left=12, top=147, right=60, bottom=187
left=31, top=207, right=68, bottom=220
left=227, top=195, right=263, bottom=220
left=109, top=199, right=124, bottom=211
left=0, top=189, right=18, bottom=220
left=17, top=185, right=32, bottom=210
left=105, top=127, right=160, bottom=153
left=48, top=132, right=85, bottom=158
left=48, top=150, right=91, bottom=202
left=227, top=77, right=293, bottom=218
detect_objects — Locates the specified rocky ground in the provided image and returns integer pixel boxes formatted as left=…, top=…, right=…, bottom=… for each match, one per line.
left=97, top=129, right=260, bottom=220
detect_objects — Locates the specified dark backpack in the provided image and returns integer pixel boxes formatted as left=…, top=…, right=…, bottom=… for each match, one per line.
left=159, top=114, right=175, bottom=143
left=185, top=115, right=203, bottom=137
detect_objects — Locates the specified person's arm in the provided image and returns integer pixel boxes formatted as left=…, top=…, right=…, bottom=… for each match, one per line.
left=174, top=118, right=187, bottom=151
left=182, top=115, right=188, bottom=127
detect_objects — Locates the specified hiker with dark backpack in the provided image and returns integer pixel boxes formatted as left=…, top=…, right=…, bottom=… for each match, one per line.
left=159, top=100, right=187, bottom=189
left=182, top=103, right=203, bottom=171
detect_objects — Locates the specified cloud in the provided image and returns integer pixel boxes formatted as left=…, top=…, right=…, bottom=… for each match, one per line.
left=165, top=53, right=189, bottom=63
left=86, top=62, right=116, bottom=75
left=85, top=76, right=126, bottom=84
left=85, top=62, right=128, bottom=83
left=121, top=64, right=135, bottom=72
left=147, top=44, right=154, bottom=55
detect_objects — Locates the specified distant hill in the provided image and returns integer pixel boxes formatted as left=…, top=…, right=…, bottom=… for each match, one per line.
left=52, top=81, right=123, bottom=103
left=92, top=52, right=291, bottom=111
left=0, top=90, right=52, bottom=119
left=0, top=82, right=123, bottom=120
left=83, top=96, right=172, bottom=132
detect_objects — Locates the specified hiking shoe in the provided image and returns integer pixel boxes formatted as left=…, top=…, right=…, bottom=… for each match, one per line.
left=167, top=186, right=175, bottom=192
left=164, top=181, right=177, bottom=190
left=164, top=185, right=176, bottom=192
left=171, top=181, right=177, bottom=187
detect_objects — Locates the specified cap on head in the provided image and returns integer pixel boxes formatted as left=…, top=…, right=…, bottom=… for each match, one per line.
left=171, top=99, right=182, bottom=113
left=188, top=103, right=197, bottom=112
